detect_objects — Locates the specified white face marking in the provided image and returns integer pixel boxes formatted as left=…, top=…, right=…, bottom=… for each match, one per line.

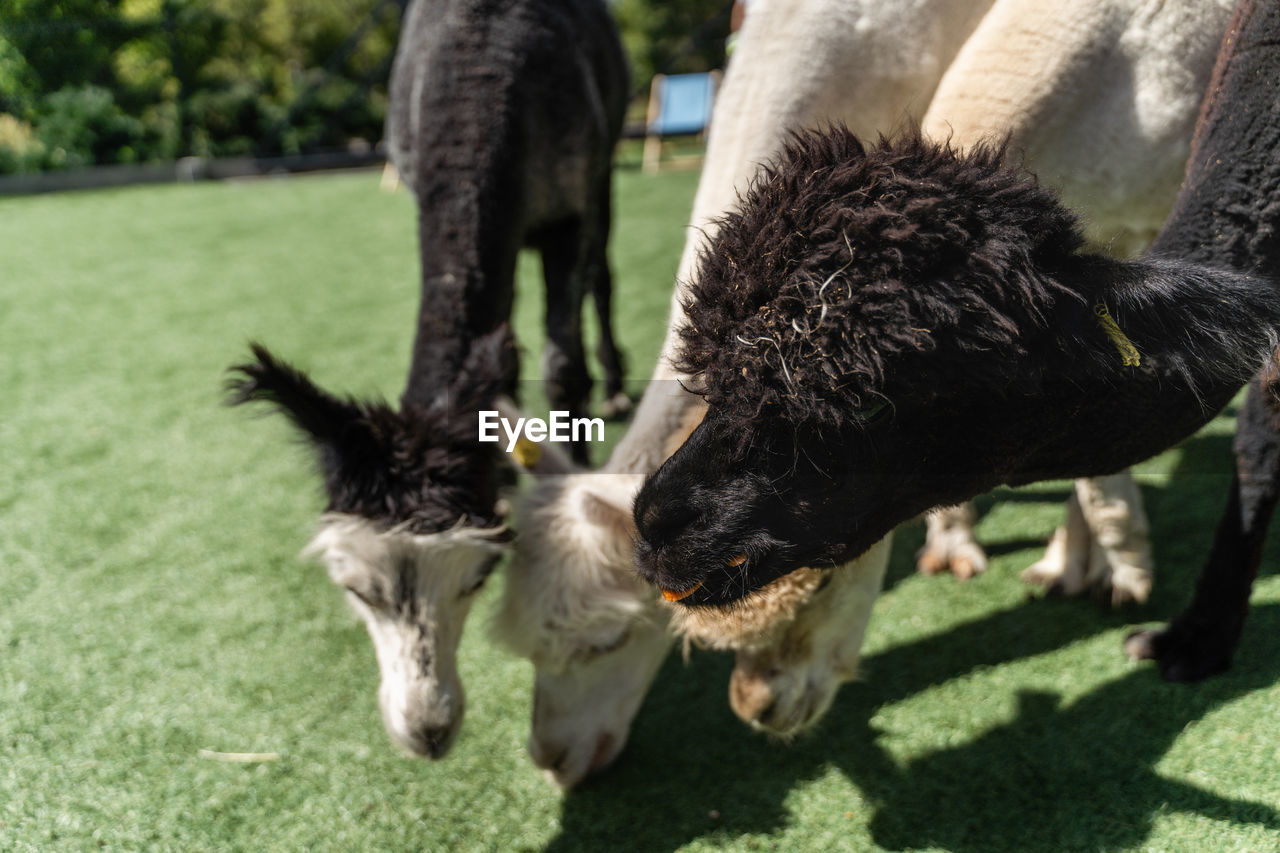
left=305, top=515, right=506, bottom=759
left=526, top=618, right=674, bottom=788
left=494, top=474, right=674, bottom=787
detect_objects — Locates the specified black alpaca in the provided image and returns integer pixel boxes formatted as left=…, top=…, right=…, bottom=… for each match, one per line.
left=386, top=0, right=631, bottom=445
left=633, top=117, right=1280, bottom=617
left=1124, top=0, right=1280, bottom=681
left=224, top=0, right=629, bottom=760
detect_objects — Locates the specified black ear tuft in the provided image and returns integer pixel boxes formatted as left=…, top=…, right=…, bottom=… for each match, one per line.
left=225, top=343, right=367, bottom=445
left=224, top=343, right=399, bottom=504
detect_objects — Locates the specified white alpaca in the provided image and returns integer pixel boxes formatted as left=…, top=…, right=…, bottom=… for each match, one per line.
left=493, top=471, right=673, bottom=788
left=496, top=403, right=891, bottom=785
left=499, top=0, right=1232, bottom=780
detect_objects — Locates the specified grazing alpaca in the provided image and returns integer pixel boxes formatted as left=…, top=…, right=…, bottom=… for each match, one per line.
left=493, top=468, right=674, bottom=788
left=226, top=0, right=628, bottom=759
left=384, top=0, right=630, bottom=445
left=1124, top=0, right=1280, bottom=681
left=633, top=127, right=1280, bottom=608
left=494, top=403, right=887, bottom=787
left=227, top=330, right=511, bottom=759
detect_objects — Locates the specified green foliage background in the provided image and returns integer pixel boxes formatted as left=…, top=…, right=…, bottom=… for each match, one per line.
left=0, top=0, right=730, bottom=174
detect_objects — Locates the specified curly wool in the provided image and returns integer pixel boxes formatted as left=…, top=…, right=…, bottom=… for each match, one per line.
left=676, top=127, right=1087, bottom=428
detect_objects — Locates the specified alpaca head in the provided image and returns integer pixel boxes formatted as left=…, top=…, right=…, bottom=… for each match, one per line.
left=227, top=329, right=512, bottom=758
left=305, top=515, right=507, bottom=757
left=634, top=127, right=1280, bottom=607
left=672, top=536, right=891, bottom=738
left=493, top=471, right=673, bottom=788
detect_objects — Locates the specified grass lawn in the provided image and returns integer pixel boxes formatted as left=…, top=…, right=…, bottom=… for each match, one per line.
left=2, top=165, right=1278, bottom=853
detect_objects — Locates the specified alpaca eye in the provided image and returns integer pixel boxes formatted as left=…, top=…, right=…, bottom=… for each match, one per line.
left=344, top=585, right=383, bottom=609
left=585, top=628, right=631, bottom=659
left=459, top=556, right=500, bottom=598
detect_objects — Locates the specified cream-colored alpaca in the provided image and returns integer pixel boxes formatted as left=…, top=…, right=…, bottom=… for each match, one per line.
left=499, top=0, right=1232, bottom=781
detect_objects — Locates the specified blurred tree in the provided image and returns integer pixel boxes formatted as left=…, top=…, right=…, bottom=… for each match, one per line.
left=0, top=0, right=402, bottom=170
left=0, top=112, right=44, bottom=172
left=37, top=84, right=144, bottom=167
left=1, top=0, right=729, bottom=172
left=613, top=0, right=732, bottom=93
left=0, top=1, right=138, bottom=100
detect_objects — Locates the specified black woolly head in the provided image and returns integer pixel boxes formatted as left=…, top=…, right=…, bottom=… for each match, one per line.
left=225, top=326, right=513, bottom=533
left=676, top=126, right=1086, bottom=429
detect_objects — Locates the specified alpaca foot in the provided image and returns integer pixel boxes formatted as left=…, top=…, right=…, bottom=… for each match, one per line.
left=1022, top=527, right=1152, bottom=605
left=1021, top=478, right=1153, bottom=607
left=918, top=505, right=987, bottom=580
left=598, top=390, right=634, bottom=421
left=1022, top=523, right=1088, bottom=596
left=1106, top=560, right=1153, bottom=607
left=916, top=540, right=986, bottom=579
left=1123, top=626, right=1233, bottom=682
left=1076, top=474, right=1153, bottom=605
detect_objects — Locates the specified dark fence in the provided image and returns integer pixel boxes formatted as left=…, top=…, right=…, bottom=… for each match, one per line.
left=0, top=150, right=387, bottom=196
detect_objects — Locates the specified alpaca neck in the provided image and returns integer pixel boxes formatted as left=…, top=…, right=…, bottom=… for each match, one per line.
left=1147, top=0, right=1280, bottom=274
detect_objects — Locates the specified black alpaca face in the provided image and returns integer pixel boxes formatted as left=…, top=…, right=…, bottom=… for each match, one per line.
left=633, top=392, right=986, bottom=606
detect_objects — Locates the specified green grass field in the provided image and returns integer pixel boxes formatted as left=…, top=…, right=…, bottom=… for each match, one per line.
left=2, top=166, right=1278, bottom=853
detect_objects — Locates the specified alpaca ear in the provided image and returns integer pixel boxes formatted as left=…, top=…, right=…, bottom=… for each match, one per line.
left=581, top=490, right=635, bottom=537
left=579, top=474, right=644, bottom=536
left=225, top=343, right=383, bottom=485
left=1086, top=257, right=1280, bottom=389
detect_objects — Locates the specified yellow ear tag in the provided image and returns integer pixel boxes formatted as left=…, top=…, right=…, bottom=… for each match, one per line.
left=1094, top=303, right=1141, bottom=367
left=512, top=436, right=542, bottom=468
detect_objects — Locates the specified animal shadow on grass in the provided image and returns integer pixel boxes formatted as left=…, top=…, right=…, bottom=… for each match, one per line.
left=849, top=607, right=1280, bottom=851
left=544, top=430, right=1280, bottom=852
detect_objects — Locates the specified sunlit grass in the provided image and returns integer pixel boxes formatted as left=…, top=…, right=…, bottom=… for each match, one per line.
left=1, top=167, right=1277, bottom=852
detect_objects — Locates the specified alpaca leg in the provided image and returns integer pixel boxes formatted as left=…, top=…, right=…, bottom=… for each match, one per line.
left=918, top=503, right=987, bottom=580
left=1020, top=475, right=1152, bottom=606
left=540, top=222, right=593, bottom=465
left=587, top=213, right=631, bottom=420
left=1125, top=373, right=1280, bottom=681
left=1022, top=489, right=1090, bottom=596
left=1074, top=473, right=1153, bottom=606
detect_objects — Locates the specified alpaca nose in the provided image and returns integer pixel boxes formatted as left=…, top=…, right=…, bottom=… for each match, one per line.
left=380, top=685, right=462, bottom=760
left=528, top=735, right=567, bottom=773
left=418, top=724, right=455, bottom=759
left=527, top=733, right=619, bottom=788
left=398, top=722, right=457, bottom=759
left=639, top=499, right=702, bottom=547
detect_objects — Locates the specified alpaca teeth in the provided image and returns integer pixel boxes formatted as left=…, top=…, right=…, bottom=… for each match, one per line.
left=661, top=580, right=704, bottom=602
left=727, top=553, right=748, bottom=567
